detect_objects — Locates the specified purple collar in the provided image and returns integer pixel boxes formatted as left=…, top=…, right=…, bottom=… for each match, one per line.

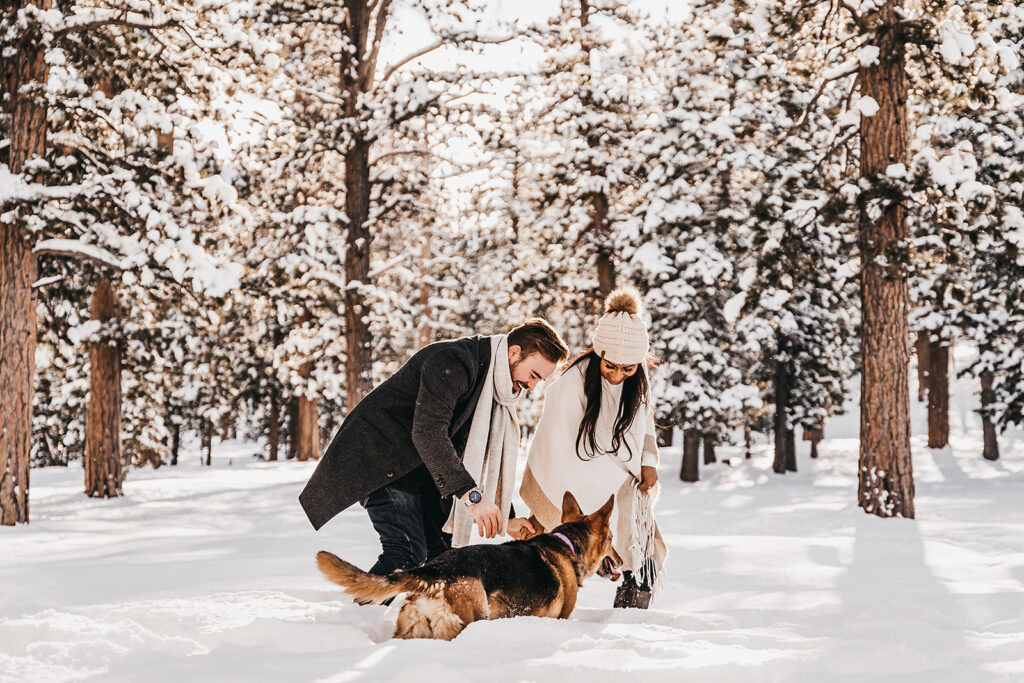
left=551, top=532, right=577, bottom=558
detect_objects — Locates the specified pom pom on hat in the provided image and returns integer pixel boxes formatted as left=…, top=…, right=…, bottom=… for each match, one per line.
left=592, top=287, right=650, bottom=365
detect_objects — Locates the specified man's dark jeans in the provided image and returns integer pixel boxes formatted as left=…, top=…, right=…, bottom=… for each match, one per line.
left=361, top=466, right=453, bottom=576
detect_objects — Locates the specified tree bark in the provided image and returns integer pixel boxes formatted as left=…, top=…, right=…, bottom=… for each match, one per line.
left=703, top=435, right=716, bottom=465
left=857, top=0, right=914, bottom=518
left=268, top=385, right=280, bottom=462
left=926, top=336, right=949, bottom=449
left=980, top=370, right=999, bottom=461
left=202, top=420, right=212, bottom=466
left=1, top=0, right=51, bottom=525
left=343, top=139, right=373, bottom=410
left=293, top=362, right=320, bottom=462
left=340, top=0, right=377, bottom=411
left=170, top=420, right=180, bottom=466
left=85, top=280, right=123, bottom=497
left=915, top=331, right=929, bottom=402
left=744, top=424, right=752, bottom=459
left=656, top=425, right=672, bottom=448
left=680, top=429, right=699, bottom=482
left=773, top=348, right=792, bottom=475
left=785, top=428, right=797, bottom=472
left=580, top=0, right=615, bottom=305
left=804, top=427, right=823, bottom=459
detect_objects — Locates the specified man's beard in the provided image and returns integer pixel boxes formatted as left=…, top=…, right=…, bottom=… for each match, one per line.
left=510, top=359, right=525, bottom=393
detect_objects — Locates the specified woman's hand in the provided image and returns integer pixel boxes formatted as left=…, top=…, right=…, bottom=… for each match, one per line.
left=639, top=465, right=659, bottom=491
left=506, top=517, right=537, bottom=540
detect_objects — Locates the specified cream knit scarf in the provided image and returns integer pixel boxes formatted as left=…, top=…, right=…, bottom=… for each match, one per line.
left=444, top=334, right=521, bottom=548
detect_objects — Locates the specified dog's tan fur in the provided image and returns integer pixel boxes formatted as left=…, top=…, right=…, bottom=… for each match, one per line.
left=317, top=492, right=620, bottom=640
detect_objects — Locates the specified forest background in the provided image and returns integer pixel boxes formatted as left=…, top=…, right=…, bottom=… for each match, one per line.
left=2, top=0, right=1023, bottom=524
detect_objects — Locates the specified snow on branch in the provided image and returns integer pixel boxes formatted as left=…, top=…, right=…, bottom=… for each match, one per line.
left=36, top=6, right=186, bottom=37
left=33, top=239, right=126, bottom=271
left=382, top=33, right=518, bottom=83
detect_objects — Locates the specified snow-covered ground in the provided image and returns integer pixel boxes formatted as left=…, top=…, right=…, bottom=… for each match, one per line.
left=3, top=355, right=1024, bottom=682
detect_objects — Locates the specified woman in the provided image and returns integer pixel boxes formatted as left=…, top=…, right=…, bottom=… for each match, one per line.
left=515, top=288, right=667, bottom=609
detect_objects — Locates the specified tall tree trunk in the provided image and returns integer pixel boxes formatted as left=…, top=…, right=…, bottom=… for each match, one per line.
left=857, top=0, right=914, bottom=518
left=343, top=140, right=373, bottom=410
left=980, top=370, right=999, bottom=461
left=294, top=362, right=320, bottom=462
left=680, top=429, right=700, bottom=482
left=773, top=348, right=792, bottom=475
left=85, top=280, right=122, bottom=497
left=915, top=331, right=929, bottom=402
left=1, top=0, right=51, bottom=525
left=744, top=423, right=752, bottom=459
left=926, top=336, right=949, bottom=448
left=703, top=435, right=716, bottom=465
left=580, top=0, right=615, bottom=305
left=340, top=0, right=377, bottom=411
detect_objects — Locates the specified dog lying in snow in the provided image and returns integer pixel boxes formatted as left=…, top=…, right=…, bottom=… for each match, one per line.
left=316, top=491, right=622, bottom=640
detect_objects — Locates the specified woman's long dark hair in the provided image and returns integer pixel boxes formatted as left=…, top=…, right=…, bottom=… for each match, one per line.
left=569, top=349, right=651, bottom=462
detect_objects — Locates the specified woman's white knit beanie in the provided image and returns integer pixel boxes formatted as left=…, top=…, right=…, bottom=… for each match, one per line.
left=592, top=287, right=650, bottom=365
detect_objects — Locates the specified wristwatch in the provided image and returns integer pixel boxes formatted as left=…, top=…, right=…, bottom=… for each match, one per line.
left=464, top=489, right=482, bottom=506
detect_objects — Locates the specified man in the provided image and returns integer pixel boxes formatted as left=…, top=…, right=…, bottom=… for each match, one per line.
left=299, top=319, right=569, bottom=576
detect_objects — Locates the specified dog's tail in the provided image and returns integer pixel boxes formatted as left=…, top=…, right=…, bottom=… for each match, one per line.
left=316, top=550, right=420, bottom=605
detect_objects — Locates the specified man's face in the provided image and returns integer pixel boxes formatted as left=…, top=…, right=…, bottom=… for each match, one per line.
left=508, top=345, right=558, bottom=393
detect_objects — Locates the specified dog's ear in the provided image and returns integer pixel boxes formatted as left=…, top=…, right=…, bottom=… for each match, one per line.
left=587, top=494, right=615, bottom=526
left=560, top=491, right=584, bottom=523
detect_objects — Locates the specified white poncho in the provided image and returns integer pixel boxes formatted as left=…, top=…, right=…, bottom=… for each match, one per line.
left=520, top=359, right=667, bottom=591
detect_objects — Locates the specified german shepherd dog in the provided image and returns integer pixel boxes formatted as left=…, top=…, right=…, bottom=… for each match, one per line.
left=316, top=491, right=623, bottom=640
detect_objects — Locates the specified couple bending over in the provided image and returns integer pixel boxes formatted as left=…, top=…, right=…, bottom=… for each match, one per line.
left=300, top=288, right=667, bottom=608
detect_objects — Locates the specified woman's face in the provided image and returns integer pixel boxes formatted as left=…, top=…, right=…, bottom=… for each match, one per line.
left=599, top=358, right=638, bottom=385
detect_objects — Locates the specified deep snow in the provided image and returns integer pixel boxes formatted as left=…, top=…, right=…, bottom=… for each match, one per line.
left=2, top=354, right=1023, bottom=682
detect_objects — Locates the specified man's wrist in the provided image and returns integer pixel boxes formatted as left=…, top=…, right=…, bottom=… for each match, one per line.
left=461, top=488, right=483, bottom=507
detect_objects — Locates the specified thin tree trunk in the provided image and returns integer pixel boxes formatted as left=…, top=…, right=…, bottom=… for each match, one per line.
left=744, top=424, right=752, bottom=459
left=785, top=428, right=797, bottom=472
left=656, top=425, right=672, bottom=448
left=202, top=420, right=212, bottom=466
left=170, top=420, right=180, bottom=466
left=857, top=0, right=914, bottom=518
left=805, top=427, right=823, bottom=459
left=418, top=233, right=432, bottom=348
left=980, top=370, right=999, bottom=461
left=268, top=386, right=280, bottom=462
left=343, top=140, right=373, bottom=410
left=1, top=0, right=51, bottom=525
left=580, top=0, right=615, bottom=304
left=703, top=435, right=716, bottom=465
left=927, top=336, right=949, bottom=449
left=85, top=280, right=122, bottom=497
left=915, top=331, right=930, bottom=402
left=773, top=348, right=792, bottom=475
left=680, top=429, right=699, bottom=482
left=294, top=362, right=320, bottom=462
left=287, top=399, right=298, bottom=460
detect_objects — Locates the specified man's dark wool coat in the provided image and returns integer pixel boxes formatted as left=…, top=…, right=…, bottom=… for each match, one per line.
left=299, top=336, right=492, bottom=531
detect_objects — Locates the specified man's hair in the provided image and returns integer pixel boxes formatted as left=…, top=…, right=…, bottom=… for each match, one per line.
left=507, top=319, right=569, bottom=364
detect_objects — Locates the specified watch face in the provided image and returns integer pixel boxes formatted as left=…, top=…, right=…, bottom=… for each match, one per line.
left=469, top=490, right=482, bottom=504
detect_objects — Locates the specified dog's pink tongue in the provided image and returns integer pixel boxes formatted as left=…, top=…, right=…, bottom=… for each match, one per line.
left=603, top=557, right=622, bottom=581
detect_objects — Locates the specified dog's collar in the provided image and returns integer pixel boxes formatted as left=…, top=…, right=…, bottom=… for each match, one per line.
left=551, top=532, right=577, bottom=558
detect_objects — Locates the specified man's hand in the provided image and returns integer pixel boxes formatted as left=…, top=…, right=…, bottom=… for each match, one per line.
left=463, top=490, right=502, bottom=538
left=506, top=517, right=537, bottom=540
left=639, top=465, right=659, bottom=491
